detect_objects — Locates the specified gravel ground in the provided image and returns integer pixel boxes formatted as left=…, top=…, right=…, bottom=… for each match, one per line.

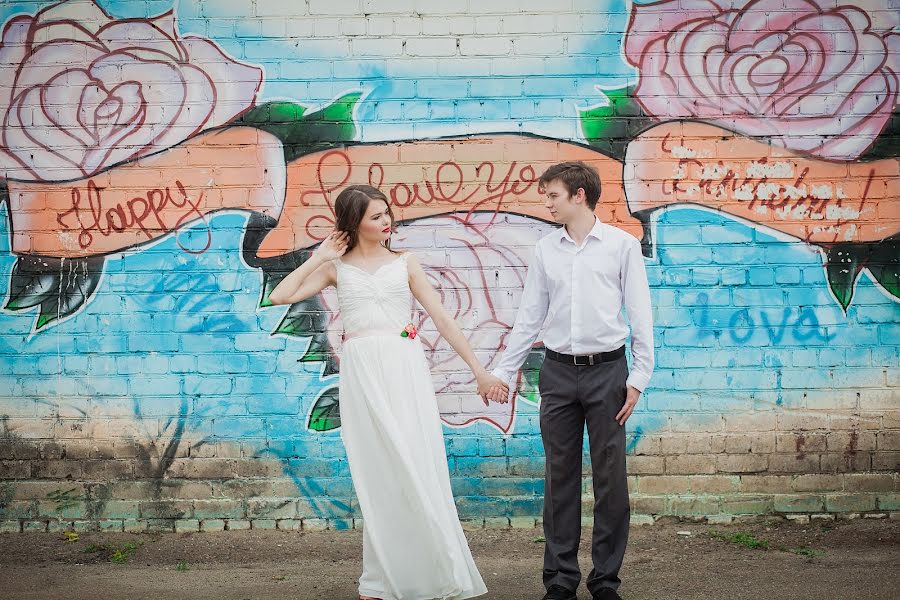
left=0, top=518, right=897, bottom=600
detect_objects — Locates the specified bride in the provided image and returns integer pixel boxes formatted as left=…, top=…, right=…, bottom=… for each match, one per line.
left=270, top=184, right=509, bottom=600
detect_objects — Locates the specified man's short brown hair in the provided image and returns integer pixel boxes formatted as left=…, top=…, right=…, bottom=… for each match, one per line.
left=538, top=161, right=601, bottom=210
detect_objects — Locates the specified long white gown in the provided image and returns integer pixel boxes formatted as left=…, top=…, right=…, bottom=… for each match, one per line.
left=334, top=252, right=488, bottom=600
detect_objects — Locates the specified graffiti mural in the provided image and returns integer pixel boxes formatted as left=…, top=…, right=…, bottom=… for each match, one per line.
left=0, top=0, right=897, bottom=526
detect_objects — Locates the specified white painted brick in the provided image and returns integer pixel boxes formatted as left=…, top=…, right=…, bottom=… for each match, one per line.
left=342, top=18, right=369, bottom=36
left=468, top=0, right=525, bottom=13
left=366, top=16, right=395, bottom=36
left=502, top=15, right=552, bottom=34
left=513, top=36, right=565, bottom=56
left=447, top=17, right=476, bottom=35
left=309, top=0, right=361, bottom=15
left=393, top=16, right=423, bottom=34
left=313, top=18, right=343, bottom=37
left=475, top=16, right=503, bottom=35
left=364, top=0, right=415, bottom=12
left=352, top=38, right=404, bottom=57
left=422, top=19, right=451, bottom=36
left=518, top=0, right=573, bottom=11
left=555, top=14, right=582, bottom=33
left=460, top=37, right=512, bottom=56
left=411, top=1, right=460, bottom=15
left=255, top=0, right=306, bottom=17
left=406, top=37, right=458, bottom=57
left=283, top=19, right=315, bottom=37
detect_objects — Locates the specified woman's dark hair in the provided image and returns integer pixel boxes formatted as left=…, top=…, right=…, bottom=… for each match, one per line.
left=334, top=185, right=397, bottom=253
left=538, top=161, right=601, bottom=210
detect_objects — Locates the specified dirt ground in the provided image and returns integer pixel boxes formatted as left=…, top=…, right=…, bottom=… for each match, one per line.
left=0, top=518, right=897, bottom=600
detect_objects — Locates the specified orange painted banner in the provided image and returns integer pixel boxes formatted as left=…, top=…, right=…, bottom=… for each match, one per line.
left=625, top=122, right=899, bottom=245
left=5, top=125, right=896, bottom=260
left=256, top=135, right=639, bottom=258
left=6, top=127, right=286, bottom=257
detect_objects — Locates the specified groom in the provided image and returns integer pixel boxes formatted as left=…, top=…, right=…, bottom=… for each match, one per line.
left=489, top=162, right=654, bottom=600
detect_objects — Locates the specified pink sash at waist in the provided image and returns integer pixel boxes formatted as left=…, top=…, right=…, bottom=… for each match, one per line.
left=342, top=328, right=405, bottom=342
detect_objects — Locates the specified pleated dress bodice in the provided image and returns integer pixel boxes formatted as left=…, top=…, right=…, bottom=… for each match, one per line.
left=335, top=253, right=412, bottom=336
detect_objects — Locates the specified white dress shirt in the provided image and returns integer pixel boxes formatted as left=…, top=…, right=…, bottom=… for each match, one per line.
left=492, top=217, right=654, bottom=392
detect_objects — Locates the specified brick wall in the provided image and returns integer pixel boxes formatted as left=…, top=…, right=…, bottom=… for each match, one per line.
left=0, top=0, right=897, bottom=533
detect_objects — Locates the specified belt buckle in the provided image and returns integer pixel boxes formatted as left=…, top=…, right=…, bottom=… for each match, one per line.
left=573, top=354, right=594, bottom=366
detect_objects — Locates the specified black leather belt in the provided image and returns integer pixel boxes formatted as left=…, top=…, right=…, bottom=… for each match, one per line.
left=546, top=345, right=625, bottom=366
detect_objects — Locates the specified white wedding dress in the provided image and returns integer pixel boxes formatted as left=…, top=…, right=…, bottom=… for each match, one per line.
left=334, top=252, right=488, bottom=600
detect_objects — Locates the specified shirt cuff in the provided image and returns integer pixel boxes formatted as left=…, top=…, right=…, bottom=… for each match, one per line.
left=626, top=371, right=650, bottom=393
left=491, top=368, right=517, bottom=386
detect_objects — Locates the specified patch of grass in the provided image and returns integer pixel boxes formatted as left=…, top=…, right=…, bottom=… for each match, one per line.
left=176, top=559, right=190, bottom=571
left=783, top=546, right=825, bottom=557
left=710, top=530, right=769, bottom=550
left=533, top=536, right=546, bottom=543
left=81, top=541, right=143, bottom=563
left=110, top=542, right=140, bottom=564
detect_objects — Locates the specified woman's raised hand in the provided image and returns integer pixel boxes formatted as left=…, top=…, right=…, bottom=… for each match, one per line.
left=314, top=231, right=349, bottom=262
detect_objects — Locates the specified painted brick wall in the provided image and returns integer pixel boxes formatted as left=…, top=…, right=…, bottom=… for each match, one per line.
left=0, top=0, right=898, bottom=533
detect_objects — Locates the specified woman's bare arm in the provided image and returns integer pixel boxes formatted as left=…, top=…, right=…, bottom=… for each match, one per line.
left=407, top=253, right=509, bottom=403
left=269, top=231, right=347, bottom=305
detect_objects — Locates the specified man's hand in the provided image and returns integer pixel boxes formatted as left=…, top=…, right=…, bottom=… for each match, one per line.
left=615, top=385, right=641, bottom=426
left=476, top=372, right=510, bottom=406
left=485, top=381, right=512, bottom=405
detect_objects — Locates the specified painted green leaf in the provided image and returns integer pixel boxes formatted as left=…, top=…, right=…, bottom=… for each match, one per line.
left=274, top=296, right=339, bottom=376
left=517, top=348, right=546, bottom=404
left=236, top=92, right=362, bottom=162
left=234, top=102, right=308, bottom=159
left=866, top=263, right=900, bottom=299
left=4, top=254, right=67, bottom=311
left=237, top=101, right=307, bottom=129
left=5, top=255, right=104, bottom=331
left=578, top=86, right=656, bottom=161
left=259, top=269, right=290, bottom=309
left=823, top=245, right=862, bottom=311
left=274, top=296, right=322, bottom=338
left=863, top=235, right=900, bottom=301
left=308, top=387, right=341, bottom=432
left=260, top=250, right=338, bottom=375
left=255, top=246, right=309, bottom=308
left=823, top=235, right=900, bottom=310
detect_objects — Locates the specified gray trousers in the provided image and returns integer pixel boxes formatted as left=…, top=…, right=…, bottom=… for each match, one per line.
left=538, top=354, right=630, bottom=594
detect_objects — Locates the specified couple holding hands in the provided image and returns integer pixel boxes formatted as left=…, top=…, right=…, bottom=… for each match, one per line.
left=270, top=161, right=654, bottom=600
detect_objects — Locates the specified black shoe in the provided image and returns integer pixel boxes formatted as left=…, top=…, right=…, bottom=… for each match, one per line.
left=543, top=584, right=577, bottom=600
left=592, top=588, right=623, bottom=600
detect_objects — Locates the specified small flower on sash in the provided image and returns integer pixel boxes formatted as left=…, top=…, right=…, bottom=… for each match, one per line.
left=401, top=324, right=418, bottom=339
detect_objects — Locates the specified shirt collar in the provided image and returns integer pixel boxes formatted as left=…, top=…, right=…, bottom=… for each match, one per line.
left=557, top=217, right=603, bottom=246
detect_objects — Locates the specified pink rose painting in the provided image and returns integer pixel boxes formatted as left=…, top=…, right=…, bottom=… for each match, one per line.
left=320, top=213, right=557, bottom=433
left=0, top=0, right=263, bottom=181
left=624, top=0, right=900, bottom=160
